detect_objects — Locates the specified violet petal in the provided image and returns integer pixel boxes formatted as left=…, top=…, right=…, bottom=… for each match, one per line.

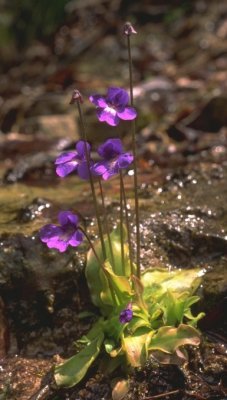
left=117, top=153, right=134, bottom=169
left=89, top=94, right=108, bottom=108
left=91, top=162, right=108, bottom=176
left=58, top=211, right=79, bottom=227
left=103, top=161, right=119, bottom=180
left=47, top=237, right=69, bottom=252
left=102, top=169, right=116, bottom=180
left=68, top=230, right=83, bottom=247
left=98, top=138, right=123, bottom=159
left=97, top=108, right=119, bottom=126
left=77, top=161, right=91, bottom=180
left=56, top=161, right=78, bottom=177
left=107, top=87, right=129, bottom=108
left=117, top=106, right=137, bottom=121
left=76, top=140, right=91, bottom=158
left=55, top=151, right=77, bottom=165
left=40, top=224, right=62, bottom=243
left=119, top=308, right=133, bottom=324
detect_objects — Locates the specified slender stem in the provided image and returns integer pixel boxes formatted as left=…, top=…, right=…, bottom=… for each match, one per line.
left=119, top=174, right=125, bottom=274
left=120, top=170, right=134, bottom=275
left=127, top=34, right=140, bottom=278
left=76, top=100, right=106, bottom=260
left=79, top=226, right=101, bottom=266
left=127, top=35, right=134, bottom=106
left=79, top=226, right=117, bottom=306
left=143, top=389, right=181, bottom=400
left=98, top=178, right=116, bottom=271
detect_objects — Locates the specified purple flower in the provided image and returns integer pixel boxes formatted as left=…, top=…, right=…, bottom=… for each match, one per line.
left=91, top=138, right=133, bottom=180
left=89, top=87, right=137, bottom=126
left=40, top=211, right=83, bottom=252
left=119, top=305, right=133, bottom=324
left=55, top=140, right=92, bottom=179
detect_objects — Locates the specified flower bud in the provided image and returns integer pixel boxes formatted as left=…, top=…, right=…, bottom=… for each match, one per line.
left=70, top=89, right=83, bottom=104
left=123, top=22, right=137, bottom=36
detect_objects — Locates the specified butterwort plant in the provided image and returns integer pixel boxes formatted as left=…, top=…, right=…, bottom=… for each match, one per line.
left=40, top=22, right=204, bottom=397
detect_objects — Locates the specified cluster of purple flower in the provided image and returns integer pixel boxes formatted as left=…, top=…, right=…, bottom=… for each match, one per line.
left=55, top=138, right=133, bottom=181
left=40, top=134, right=133, bottom=253
left=40, top=87, right=136, bottom=324
left=55, top=87, right=136, bottom=181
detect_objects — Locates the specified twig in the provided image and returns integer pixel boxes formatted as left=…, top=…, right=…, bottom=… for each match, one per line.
left=143, top=389, right=180, bottom=399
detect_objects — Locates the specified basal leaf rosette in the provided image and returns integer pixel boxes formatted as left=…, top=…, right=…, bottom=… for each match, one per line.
left=54, top=228, right=204, bottom=390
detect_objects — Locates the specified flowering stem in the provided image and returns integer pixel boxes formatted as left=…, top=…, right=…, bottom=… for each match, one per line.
left=126, top=33, right=141, bottom=278
left=75, top=97, right=106, bottom=260
left=79, top=226, right=117, bottom=306
left=119, top=175, right=125, bottom=274
left=127, top=34, right=134, bottom=106
left=98, top=178, right=116, bottom=271
left=120, top=170, right=134, bottom=276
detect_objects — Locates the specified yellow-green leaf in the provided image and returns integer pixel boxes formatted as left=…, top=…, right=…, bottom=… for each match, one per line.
left=142, top=268, right=203, bottom=296
left=55, top=332, right=104, bottom=387
left=122, top=333, right=151, bottom=367
left=148, top=324, right=200, bottom=354
left=86, top=227, right=132, bottom=313
left=102, top=262, right=133, bottom=304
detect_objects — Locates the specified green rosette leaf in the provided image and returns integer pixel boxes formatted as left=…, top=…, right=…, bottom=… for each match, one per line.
left=148, top=324, right=200, bottom=354
left=122, top=331, right=152, bottom=367
left=141, top=268, right=203, bottom=296
left=55, top=331, right=104, bottom=387
left=86, top=226, right=132, bottom=313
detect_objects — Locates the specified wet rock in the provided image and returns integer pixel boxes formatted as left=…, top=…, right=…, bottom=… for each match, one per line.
left=199, top=296, right=227, bottom=333
left=16, top=197, right=52, bottom=223
left=202, top=262, right=227, bottom=313
left=0, top=233, right=89, bottom=356
left=144, top=211, right=227, bottom=268
left=140, top=164, right=227, bottom=269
